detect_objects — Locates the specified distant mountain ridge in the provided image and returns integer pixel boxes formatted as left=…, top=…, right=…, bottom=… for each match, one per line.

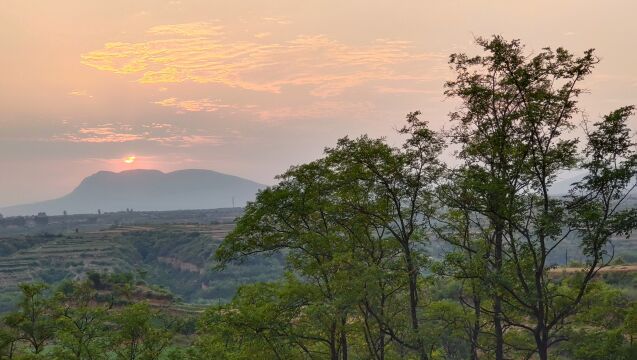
left=0, top=169, right=266, bottom=216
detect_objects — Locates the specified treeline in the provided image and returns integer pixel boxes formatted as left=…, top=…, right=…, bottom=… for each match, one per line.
left=1, top=271, right=635, bottom=359
left=0, top=273, right=190, bottom=360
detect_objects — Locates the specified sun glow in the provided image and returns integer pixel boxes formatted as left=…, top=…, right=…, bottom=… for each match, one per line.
left=123, top=155, right=136, bottom=164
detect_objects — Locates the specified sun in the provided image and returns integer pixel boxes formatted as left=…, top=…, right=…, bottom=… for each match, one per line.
left=123, top=155, right=136, bottom=164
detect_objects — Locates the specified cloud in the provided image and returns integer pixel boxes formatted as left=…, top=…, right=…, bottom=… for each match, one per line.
left=68, top=90, right=94, bottom=98
left=375, top=86, right=438, bottom=94
left=255, top=100, right=375, bottom=121
left=81, top=22, right=444, bottom=97
left=153, top=97, right=243, bottom=113
left=156, top=134, right=222, bottom=146
left=62, top=127, right=144, bottom=143
left=146, top=21, right=223, bottom=37
left=55, top=123, right=223, bottom=147
left=261, top=17, right=292, bottom=25
left=254, top=32, right=271, bottom=39
left=152, top=96, right=373, bottom=120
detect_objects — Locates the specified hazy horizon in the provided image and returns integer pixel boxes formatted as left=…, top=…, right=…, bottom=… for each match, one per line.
left=0, top=168, right=265, bottom=215
left=2, top=0, right=637, bottom=207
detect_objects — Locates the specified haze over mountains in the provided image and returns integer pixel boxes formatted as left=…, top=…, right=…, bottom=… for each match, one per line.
left=0, top=169, right=265, bottom=216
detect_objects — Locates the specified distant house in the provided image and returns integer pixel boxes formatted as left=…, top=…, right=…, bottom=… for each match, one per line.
left=34, top=212, right=49, bottom=226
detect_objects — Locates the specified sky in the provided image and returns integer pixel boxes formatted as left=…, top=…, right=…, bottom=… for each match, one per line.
left=1, top=0, right=637, bottom=207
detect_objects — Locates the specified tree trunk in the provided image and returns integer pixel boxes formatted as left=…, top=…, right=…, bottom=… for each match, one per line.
left=340, top=316, right=348, bottom=360
left=535, top=328, right=549, bottom=360
left=330, top=324, right=338, bottom=360
left=379, top=332, right=385, bottom=360
left=471, top=292, right=481, bottom=360
left=405, top=247, right=428, bottom=360
left=494, top=227, right=504, bottom=360
left=330, top=341, right=338, bottom=360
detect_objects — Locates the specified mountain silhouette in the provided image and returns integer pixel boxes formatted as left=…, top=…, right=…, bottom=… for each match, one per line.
left=0, top=169, right=266, bottom=216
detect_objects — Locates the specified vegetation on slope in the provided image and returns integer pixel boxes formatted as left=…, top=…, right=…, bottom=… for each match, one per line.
left=0, top=224, right=284, bottom=312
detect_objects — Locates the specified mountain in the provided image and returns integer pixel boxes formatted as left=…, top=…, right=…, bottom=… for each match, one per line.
left=548, top=171, right=586, bottom=195
left=0, top=169, right=266, bottom=216
left=549, top=170, right=637, bottom=195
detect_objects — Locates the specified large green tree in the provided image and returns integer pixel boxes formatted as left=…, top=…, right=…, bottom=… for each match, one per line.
left=324, top=115, right=444, bottom=360
left=217, top=159, right=359, bottom=359
left=441, top=36, right=637, bottom=359
left=216, top=114, right=445, bottom=359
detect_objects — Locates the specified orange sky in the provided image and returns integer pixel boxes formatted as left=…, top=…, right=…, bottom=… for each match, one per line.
left=1, top=0, right=636, bottom=206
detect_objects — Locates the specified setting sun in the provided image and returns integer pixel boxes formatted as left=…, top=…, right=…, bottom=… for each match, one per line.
left=123, top=156, right=136, bottom=164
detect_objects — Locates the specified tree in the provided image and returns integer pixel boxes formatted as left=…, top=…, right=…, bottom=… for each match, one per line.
left=441, top=36, right=637, bottom=359
left=323, top=115, right=444, bottom=360
left=431, top=205, right=490, bottom=359
left=110, top=303, right=172, bottom=360
left=217, top=114, right=445, bottom=359
left=52, top=280, right=109, bottom=360
left=3, top=283, right=55, bottom=355
left=559, top=281, right=637, bottom=359
left=195, top=279, right=322, bottom=360
left=0, top=326, right=19, bottom=360
left=217, top=160, right=358, bottom=359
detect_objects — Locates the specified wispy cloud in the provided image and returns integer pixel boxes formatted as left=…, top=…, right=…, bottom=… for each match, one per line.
left=375, top=86, right=438, bottom=94
left=152, top=96, right=373, bottom=121
left=62, top=127, right=143, bottom=143
left=254, top=32, right=271, bottom=39
left=55, top=123, right=223, bottom=147
left=153, top=97, right=244, bottom=113
left=146, top=21, right=223, bottom=37
left=157, top=134, right=222, bottom=146
left=261, top=17, right=292, bottom=25
left=81, top=22, right=444, bottom=97
left=68, top=90, right=94, bottom=98
left=255, top=101, right=375, bottom=121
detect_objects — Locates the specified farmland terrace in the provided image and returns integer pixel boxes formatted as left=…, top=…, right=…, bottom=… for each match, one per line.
left=0, top=209, right=285, bottom=311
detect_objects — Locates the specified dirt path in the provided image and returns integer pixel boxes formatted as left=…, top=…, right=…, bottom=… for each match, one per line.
left=551, top=264, right=637, bottom=274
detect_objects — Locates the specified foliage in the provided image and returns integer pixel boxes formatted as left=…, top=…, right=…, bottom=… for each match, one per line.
left=211, top=36, right=637, bottom=360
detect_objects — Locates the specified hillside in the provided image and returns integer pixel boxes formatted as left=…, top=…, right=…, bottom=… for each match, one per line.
left=0, top=221, right=284, bottom=311
left=0, top=169, right=266, bottom=216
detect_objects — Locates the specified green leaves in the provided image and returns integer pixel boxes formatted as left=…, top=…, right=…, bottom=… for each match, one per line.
left=443, top=35, right=637, bottom=359
left=110, top=302, right=172, bottom=360
left=2, top=283, right=55, bottom=355
left=215, top=112, right=446, bottom=359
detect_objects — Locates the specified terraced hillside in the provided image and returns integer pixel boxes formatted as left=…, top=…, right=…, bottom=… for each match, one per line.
left=0, top=223, right=284, bottom=310
left=2, top=207, right=635, bottom=313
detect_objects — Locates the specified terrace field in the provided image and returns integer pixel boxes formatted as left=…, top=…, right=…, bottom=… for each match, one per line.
left=1, top=207, right=636, bottom=314
left=0, top=212, right=285, bottom=311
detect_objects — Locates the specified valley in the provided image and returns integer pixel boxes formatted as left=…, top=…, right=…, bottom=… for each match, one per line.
left=0, top=209, right=284, bottom=311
